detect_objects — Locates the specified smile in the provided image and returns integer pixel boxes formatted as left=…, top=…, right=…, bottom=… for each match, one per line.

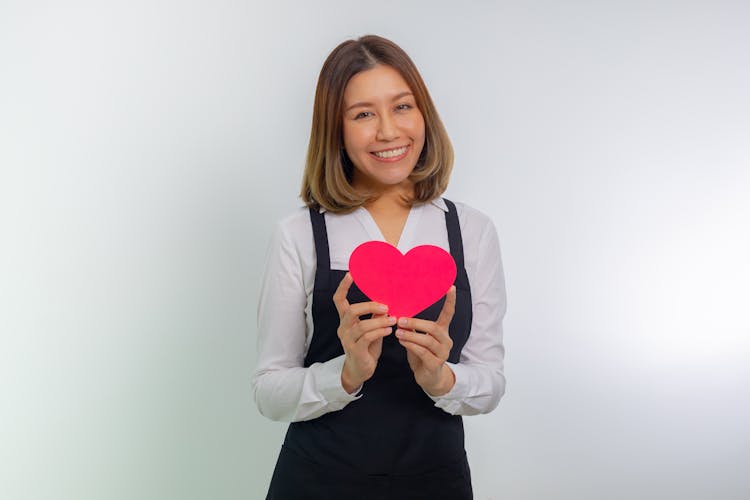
left=371, top=145, right=409, bottom=161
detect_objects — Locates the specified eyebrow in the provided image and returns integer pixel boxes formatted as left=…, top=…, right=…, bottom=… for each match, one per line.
left=345, top=91, right=414, bottom=112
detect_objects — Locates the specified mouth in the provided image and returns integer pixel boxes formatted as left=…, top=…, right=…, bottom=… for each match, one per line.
left=370, top=145, right=409, bottom=162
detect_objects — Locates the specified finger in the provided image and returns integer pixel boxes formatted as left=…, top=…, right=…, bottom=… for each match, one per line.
left=398, top=338, right=439, bottom=367
left=358, top=326, right=394, bottom=345
left=436, top=286, right=457, bottom=328
left=396, top=317, right=441, bottom=338
left=395, top=328, right=441, bottom=355
left=333, top=273, right=354, bottom=317
left=345, top=300, right=389, bottom=322
left=357, top=315, right=397, bottom=333
left=348, top=316, right=395, bottom=343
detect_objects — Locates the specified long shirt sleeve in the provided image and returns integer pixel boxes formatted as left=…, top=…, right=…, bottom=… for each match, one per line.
left=251, top=218, right=362, bottom=422
left=426, top=215, right=507, bottom=415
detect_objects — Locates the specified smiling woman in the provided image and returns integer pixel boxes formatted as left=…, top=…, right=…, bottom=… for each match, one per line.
left=252, top=34, right=507, bottom=499
left=300, top=35, right=454, bottom=214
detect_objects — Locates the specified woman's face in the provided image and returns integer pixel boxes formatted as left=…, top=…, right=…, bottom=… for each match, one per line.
left=342, top=64, right=426, bottom=193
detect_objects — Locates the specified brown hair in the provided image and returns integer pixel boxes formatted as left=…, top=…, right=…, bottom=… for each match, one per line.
left=300, top=35, right=454, bottom=213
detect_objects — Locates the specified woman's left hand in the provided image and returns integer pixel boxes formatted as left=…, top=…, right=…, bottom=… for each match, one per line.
left=395, top=286, right=457, bottom=396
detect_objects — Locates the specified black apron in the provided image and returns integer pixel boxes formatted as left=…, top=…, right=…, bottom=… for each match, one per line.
left=266, top=199, right=474, bottom=500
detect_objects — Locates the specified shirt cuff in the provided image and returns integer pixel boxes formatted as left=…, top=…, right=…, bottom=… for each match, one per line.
left=317, top=354, right=363, bottom=403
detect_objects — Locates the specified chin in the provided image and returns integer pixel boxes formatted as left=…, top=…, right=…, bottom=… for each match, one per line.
left=353, top=162, right=417, bottom=190
left=376, top=170, right=413, bottom=184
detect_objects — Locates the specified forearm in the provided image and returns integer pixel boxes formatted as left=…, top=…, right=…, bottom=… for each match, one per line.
left=427, top=211, right=507, bottom=416
left=252, top=355, right=361, bottom=422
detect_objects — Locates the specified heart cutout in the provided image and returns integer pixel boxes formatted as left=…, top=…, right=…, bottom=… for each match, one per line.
left=348, top=241, right=457, bottom=318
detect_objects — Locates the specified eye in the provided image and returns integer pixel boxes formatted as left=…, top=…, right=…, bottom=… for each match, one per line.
left=395, top=103, right=413, bottom=111
left=354, top=111, right=373, bottom=120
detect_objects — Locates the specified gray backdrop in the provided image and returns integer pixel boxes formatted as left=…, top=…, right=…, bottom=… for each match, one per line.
left=2, top=1, right=749, bottom=499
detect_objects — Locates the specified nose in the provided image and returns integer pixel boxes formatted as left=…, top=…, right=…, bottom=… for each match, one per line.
left=376, top=113, right=399, bottom=142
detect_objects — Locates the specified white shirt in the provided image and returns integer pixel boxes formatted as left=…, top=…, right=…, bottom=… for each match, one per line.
left=252, top=197, right=507, bottom=422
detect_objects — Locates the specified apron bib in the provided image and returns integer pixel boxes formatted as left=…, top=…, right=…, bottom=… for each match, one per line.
left=266, top=199, right=474, bottom=500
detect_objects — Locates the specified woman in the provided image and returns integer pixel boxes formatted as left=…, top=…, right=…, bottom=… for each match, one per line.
left=252, top=35, right=507, bottom=499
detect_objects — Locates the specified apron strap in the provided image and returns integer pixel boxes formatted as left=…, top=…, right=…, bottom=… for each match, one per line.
left=443, top=199, right=465, bottom=270
left=308, top=207, right=331, bottom=290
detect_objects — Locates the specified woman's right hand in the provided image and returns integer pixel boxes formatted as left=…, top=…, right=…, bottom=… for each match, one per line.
left=333, top=272, right=396, bottom=393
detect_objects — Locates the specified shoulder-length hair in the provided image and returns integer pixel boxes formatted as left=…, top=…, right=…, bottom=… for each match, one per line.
left=300, top=35, right=454, bottom=213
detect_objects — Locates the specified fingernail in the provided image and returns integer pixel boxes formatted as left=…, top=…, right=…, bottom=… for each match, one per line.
left=395, top=329, right=404, bottom=337
left=398, top=317, right=408, bottom=327
left=387, top=316, right=397, bottom=325
left=378, top=304, right=388, bottom=313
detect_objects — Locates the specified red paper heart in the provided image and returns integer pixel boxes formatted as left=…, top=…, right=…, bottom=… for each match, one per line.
left=348, top=241, right=457, bottom=318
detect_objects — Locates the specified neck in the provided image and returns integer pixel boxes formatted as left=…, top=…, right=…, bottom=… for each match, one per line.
left=364, top=184, right=414, bottom=213
left=351, top=172, right=415, bottom=211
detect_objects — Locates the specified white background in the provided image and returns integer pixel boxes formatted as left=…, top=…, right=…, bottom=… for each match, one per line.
left=2, top=1, right=749, bottom=499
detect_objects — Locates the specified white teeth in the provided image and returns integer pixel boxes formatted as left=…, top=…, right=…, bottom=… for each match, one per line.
left=373, top=146, right=407, bottom=158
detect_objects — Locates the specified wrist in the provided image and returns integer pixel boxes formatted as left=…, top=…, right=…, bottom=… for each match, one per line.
left=425, top=364, right=455, bottom=397
left=341, top=358, right=362, bottom=394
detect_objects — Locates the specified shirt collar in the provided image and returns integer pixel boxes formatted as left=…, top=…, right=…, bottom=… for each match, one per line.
left=318, top=197, right=447, bottom=213
left=430, top=197, right=449, bottom=212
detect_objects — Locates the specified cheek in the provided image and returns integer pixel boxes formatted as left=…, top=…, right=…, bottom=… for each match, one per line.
left=406, top=114, right=426, bottom=141
left=412, top=122, right=426, bottom=148
left=417, top=120, right=426, bottom=140
left=342, top=124, right=371, bottom=152
left=341, top=123, right=354, bottom=150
